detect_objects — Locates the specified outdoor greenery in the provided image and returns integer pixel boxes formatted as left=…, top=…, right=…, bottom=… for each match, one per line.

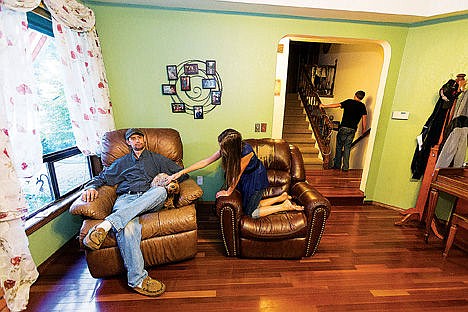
left=33, top=36, right=76, bottom=155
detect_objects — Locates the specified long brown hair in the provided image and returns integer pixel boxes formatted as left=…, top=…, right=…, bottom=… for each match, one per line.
left=218, top=129, right=242, bottom=189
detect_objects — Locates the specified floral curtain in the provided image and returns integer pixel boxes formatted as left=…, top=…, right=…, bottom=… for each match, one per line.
left=0, top=8, right=44, bottom=178
left=0, top=8, right=40, bottom=311
left=45, top=0, right=115, bottom=156
left=51, top=23, right=115, bottom=155
left=0, top=132, right=39, bottom=310
left=1, top=0, right=115, bottom=310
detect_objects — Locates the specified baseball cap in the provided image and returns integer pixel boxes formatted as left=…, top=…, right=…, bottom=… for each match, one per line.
left=125, top=128, right=144, bottom=140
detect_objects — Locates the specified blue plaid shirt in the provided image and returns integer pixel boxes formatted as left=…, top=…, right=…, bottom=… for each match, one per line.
left=86, top=149, right=187, bottom=195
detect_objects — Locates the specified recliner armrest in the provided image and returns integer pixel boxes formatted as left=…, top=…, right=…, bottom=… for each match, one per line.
left=176, top=178, right=204, bottom=207
left=215, top=190, right=243, bottom=217
left=290, top=181, right=331, bottom=218
left=69, top=185, right=117, bottom=219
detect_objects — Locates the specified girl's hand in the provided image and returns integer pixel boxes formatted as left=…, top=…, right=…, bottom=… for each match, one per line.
left=216, top=190, right=230, bottom=198
left=167, top=172, right=181, bottom=183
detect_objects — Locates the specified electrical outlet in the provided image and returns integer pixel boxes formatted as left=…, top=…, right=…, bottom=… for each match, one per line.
left=255, top=123, right=261, bottom=132
left=196, top=176, right=203, bottom=185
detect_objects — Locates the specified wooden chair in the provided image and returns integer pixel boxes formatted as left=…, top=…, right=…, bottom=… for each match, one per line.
left=443, top=212, right=468, bottom=257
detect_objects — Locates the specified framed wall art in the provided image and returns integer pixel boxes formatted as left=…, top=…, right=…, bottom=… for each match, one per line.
left=206, top=60, right=216, bottom=75
left=184, top=63, right=199, bottom=75
left=162, top=84, right=177, bottom=95
left=193, top=106, right=204, bottom=119
left=162, top=59, right=223, bottom=119
left=166, top=65, right=178, bottom=80
left=171, top=103, right=186, bottom=113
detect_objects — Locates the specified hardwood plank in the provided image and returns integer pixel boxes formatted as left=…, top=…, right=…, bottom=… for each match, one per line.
left=23, top=203, right=468, bottom=312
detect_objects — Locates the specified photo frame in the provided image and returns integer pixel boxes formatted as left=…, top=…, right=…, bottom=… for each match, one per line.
left=206, top=60, right=216, bottom=75
left=184, top=63, right=199, bottom=75
left=171, top=103, right=186, bottom=113
left=202, top=79, right=216, bottom=89
left=166, top=65, right=178, bottom=80
left=193, top=106, right=204, bottom=119
left=180, top=76, right=191, bottom=91
left=211, top=91, right=221, bottom=105
left=162, top=84, right=177, bottom=95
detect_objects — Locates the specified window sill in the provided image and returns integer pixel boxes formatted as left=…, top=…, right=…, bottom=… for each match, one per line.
left=25, top=192, right=81, bottom=236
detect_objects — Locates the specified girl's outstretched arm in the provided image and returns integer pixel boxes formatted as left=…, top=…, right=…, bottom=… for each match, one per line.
left=168, top=150, right=221, bottom=182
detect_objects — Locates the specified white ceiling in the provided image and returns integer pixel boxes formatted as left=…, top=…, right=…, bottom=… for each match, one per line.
left=89, top=0, right=468, bottom=24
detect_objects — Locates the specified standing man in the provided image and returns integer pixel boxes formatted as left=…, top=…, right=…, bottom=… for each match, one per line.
left=81, top=128, right=187, bottom=297
left=320, top=90, right=367, bottom=171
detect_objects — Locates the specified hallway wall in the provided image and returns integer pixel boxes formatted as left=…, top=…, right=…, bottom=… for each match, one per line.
left=320, top=43, right=384, bottom=169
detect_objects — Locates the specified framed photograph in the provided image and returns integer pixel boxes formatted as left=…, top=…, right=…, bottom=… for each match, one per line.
left=206, top=60, right=216, bottom=75
left=180, top=76, right=191, bottom=91
left=166, top=65, right=178, bottom=80
left=184, top=63, right=199, bottom=75
left=202, top=79, right=216, bottom=89
left=211, top=91, right=221, bottom=105
left=171, top=103, right=186, bottom=113
left=161, top=84, right=177, bottom=95
left=193, top=106, right=204, bottom=119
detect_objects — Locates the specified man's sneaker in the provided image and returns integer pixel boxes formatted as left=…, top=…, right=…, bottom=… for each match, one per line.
left=133, top=276, right=166, bottom=297
left=83, top=225, right=107, bottom=250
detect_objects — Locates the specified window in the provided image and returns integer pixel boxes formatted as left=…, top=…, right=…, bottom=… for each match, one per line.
left=19, top=9, right=92, bottom=218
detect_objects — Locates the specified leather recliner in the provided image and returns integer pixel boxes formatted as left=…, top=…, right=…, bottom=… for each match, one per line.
left=215, top=138, right=331, bottom=259
left=70, top=128, right=203, bottom=278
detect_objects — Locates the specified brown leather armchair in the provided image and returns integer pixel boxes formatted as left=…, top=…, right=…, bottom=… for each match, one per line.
left=70, top=128, right=203, bottom=278
left=215, top=138, right=331, bottom=259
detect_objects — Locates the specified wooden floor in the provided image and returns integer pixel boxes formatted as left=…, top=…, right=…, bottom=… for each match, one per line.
left=24, top=203, right=468, bottom=311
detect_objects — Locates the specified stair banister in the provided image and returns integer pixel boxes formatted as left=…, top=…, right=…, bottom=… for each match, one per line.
left=297, top=65, right=334, bottom=169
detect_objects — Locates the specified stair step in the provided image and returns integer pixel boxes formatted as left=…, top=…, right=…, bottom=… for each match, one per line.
left=303, top=156, right=322, bottom=163
left=283, top=118, right=308, bottom=125
left=285, top=101, right=302, bottom=108
left=304, top=163, right=324, bottom=170
left=295, top=145, right=319, bottom=154
left=283, top=127, right=312, bottom=134
left=284, top=137, right=316, bottom=145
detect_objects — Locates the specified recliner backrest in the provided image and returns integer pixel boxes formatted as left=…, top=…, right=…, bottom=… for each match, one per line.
left=245, top=138, right=299, bottom=198
left=100, top=128, right=184, bottom=168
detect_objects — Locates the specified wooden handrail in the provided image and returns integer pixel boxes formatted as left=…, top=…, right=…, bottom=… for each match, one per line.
left=297, top=65, right=334, bottom=169
left=351, top=128, right=371, bottom=148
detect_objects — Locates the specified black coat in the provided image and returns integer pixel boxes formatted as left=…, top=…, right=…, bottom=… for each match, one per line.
left=410, top=79, right=461, bottom=179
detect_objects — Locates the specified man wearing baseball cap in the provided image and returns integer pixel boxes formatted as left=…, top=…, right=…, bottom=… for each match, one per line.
left=81, top=128, right=188, bottom=297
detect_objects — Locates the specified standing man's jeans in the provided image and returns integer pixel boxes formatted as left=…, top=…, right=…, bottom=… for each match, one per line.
left=105, top=187, right=167, bottom=288
left=333, top=126, right=356, bottom=171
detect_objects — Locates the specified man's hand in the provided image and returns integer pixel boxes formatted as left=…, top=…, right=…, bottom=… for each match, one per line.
left=81, top=188, right=98, bottom=202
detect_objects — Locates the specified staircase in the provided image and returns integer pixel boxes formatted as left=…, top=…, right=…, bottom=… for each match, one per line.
left=282, top=94, right=323, bottom=170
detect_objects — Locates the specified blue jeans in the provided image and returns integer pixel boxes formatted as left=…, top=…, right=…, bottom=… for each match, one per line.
left=333, top=126, right=356, bottom=171
left=105, top=187, right=167, bottom=287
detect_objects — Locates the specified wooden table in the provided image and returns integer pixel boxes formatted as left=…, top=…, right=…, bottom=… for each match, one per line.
left=425, top=167, right=468, bottom=242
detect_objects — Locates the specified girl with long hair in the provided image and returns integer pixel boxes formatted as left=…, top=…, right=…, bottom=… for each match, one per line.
left=169, top=129, right=302, bottom=218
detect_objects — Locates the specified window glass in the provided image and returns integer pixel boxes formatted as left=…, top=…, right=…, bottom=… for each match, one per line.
left=21, top=163, right=54, bottom=213
left=32, top=30, right=76, bottom=154
left=55, top=153, right=90, bottom=195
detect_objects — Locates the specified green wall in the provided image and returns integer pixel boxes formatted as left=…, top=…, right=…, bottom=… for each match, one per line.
left=28, top=211, right=82, bottom=266
left=369, top=18, right=468, bottom=208
left=89, top=4, right=409, bottom=201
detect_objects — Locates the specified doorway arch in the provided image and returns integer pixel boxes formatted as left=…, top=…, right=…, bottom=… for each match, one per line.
left=272, top=35, right=391, bottom=193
